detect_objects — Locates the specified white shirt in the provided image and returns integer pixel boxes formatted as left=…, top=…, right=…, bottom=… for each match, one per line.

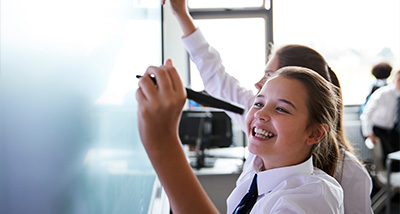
left=227, top=157, right=344, bottom=213
left=361, top=84, right=400, bottom=136
left=236, top=148, right=372, bottom=214
left=182, top=28, right=253, bottom=132
left=374, top=79, right=388, bottom=88
left=182, top=28, right=372, bottom=214
left=335, top=148, right=373, bottom=214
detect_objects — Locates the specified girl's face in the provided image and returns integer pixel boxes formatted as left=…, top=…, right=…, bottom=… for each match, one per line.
left=254, top=56, right=280, bottom=92
left=246, top=75, right=317, bottom=170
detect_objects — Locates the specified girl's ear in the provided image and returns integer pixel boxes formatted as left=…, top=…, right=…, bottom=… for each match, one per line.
left=306, top=124, right=328, bottom=146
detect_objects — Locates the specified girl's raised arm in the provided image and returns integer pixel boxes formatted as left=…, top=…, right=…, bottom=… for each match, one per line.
left=136, top=60, right=219, bottom=214
left=164, top=0, right=197, bottom=37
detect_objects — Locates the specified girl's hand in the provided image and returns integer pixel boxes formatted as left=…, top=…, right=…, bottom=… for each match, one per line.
left=163, top=0, right=189, bottom=17
left=136, top=59, right=186, bottom=151
left=163, top=0, right=196, bottom=37
left=367, top=134, right=378, bottom=145
left=170, top=0, right=187, bottom=16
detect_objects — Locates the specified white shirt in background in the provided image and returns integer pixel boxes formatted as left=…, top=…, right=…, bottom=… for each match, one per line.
left=361, top=84, right=400, bottom=136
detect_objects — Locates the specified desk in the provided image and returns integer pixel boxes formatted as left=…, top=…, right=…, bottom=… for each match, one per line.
left=386, top=151, right=400, bottom=214
left=189, top=146, right=247, bottom=174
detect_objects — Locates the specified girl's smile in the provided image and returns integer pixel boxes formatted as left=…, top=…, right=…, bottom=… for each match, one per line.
left=252, top=127, right=276, bottom=140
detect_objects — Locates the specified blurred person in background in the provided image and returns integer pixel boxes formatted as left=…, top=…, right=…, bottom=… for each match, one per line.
left=361, top=69, right=400, bottom=171
left=360, top=62, right=392, bottom=114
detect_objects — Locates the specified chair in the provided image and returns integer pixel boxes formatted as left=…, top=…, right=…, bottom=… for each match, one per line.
left=368, top=138, right=400, bottom=213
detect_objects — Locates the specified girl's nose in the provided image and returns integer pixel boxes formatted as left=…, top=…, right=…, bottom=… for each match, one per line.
left=254, top=106, right=270, bottom=122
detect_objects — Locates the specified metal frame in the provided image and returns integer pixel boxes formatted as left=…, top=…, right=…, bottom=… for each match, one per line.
left=186, top=0, right=273, bottom=87
left=189, top=0, right=273, bottom=61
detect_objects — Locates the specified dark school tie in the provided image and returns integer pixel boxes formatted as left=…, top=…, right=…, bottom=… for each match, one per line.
left=396, top=97, right=400, bottom=132
left=233, top=174, right=258, bottom=214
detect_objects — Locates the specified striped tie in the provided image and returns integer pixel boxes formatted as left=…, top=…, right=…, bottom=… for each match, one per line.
left=233, top=174, right=258, bottom=214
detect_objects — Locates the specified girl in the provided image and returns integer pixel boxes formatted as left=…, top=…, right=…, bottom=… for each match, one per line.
left=136, top=63, right=344, bottom=213
left=165, top=1, right=373, bottom=212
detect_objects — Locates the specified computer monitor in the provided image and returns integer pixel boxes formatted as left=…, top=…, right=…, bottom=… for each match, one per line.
left=178, top=110, right=233, bottom=168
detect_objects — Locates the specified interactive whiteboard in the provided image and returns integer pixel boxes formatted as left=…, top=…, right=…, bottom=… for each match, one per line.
left=0, top=0, right=163, bottom=213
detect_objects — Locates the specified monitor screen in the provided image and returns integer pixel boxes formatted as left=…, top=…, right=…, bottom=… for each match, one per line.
left=179, top=110, right=233, bottom=149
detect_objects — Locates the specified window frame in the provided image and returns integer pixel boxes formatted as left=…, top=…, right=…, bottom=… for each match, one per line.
left=187, top=0, right=273, bottom=86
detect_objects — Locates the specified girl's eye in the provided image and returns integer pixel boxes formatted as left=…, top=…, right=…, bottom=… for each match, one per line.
left=253, top=102, right=264, bottom=108
left=276, top=107, right=289, bottom=114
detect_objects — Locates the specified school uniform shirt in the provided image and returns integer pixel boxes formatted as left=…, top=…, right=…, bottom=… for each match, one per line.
left=360, top=79, right=388, bottom=114
left=182, top=28, right=372, bottom=214
left=335, top=148, right=373, bottom=214
left=360, top=84, right=400, bottom=136
left=227, top=156, right=344, bottom=213
left=182, top=28, right=253, bottom=132
left=236, top=148, right=372, bottom=214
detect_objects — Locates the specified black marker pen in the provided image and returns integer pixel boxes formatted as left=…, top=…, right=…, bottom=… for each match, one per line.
left=136, top=75, right=244, bottom=115
left=136, top=75, right=157, bottom=85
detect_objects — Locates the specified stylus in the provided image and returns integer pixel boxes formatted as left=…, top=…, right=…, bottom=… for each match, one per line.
left=136, top=75, right=244, bottom=115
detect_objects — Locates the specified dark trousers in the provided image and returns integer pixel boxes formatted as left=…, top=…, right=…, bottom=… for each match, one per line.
left=373, top=126, right=400, bottom=171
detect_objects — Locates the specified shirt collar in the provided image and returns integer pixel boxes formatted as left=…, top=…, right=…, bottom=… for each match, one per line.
left=254, top=156, right=314, bottom=195
left=375, top=79, right=387, bottom=87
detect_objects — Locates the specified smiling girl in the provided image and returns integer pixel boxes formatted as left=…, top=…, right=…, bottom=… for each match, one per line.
left=227, top=66, right=342, bottom=213
left=136, top=63, right=343, bottom=213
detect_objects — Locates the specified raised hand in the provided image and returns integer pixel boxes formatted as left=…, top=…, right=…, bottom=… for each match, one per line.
left=163, top=0, right=196, bottom=36
left=136, top=59, right=186, bottom=151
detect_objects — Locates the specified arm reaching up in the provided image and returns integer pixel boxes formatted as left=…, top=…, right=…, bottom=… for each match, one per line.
left=136, top=60, right=219, bottom=214
left=164, top=0, right=197, bottom=37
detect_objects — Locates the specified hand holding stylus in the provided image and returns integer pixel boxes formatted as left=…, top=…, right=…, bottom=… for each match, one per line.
left=136, top=60, right=186, bottom=147
left=136, top=60, right=244, bottom=115
left=136, top=59, right=219, bottom=214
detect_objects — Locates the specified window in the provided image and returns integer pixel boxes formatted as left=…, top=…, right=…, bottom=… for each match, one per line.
left=188, top=1, right=272, bottom=94
left=189, top=18, right=268, bottom=93
left=188, top=0, right=399, bottom=105
left=273, top=0, right=400, bottom=105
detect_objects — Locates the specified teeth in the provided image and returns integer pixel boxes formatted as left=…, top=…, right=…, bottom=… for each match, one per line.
left=253, top=128, right=275, bottom=139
